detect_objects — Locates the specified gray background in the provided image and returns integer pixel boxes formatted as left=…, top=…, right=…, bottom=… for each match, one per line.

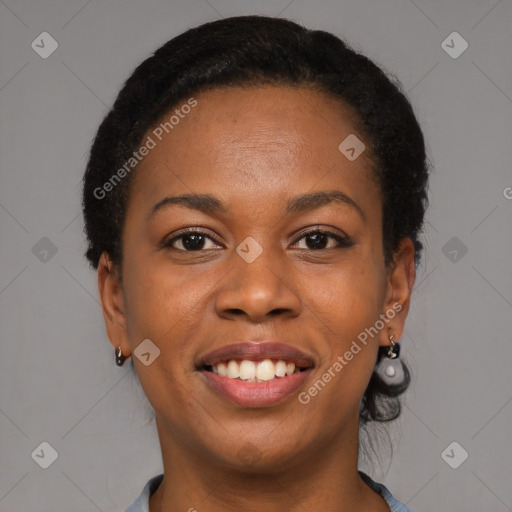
left=1, top=0, right=511, bottom=511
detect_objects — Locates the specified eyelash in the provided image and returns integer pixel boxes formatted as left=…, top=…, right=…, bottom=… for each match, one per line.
left=163, top=227, right=354, bottom=252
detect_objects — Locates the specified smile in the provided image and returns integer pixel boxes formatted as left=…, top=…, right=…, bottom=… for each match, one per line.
left=197, top=341, right=315, bottom=407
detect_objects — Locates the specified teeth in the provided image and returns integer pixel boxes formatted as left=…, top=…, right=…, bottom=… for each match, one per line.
left=239, top=360, right=256, bottom=380
left=275, top=360, right=287, bottom=377
left=210, top=359, right=301, bottom=381
left=227, top=360, right=240, bottom=379
left=217, top=362, right=227, bottom=377
left=256, top=359, right=275, bottom=381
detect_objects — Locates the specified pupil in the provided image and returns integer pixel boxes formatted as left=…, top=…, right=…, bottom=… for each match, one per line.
left=307, top=233, right=327, bottom=250
left=183, top=234, right=205, bottom=250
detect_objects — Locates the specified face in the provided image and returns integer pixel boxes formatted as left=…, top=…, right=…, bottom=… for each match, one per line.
left=99, top=85, right=414, bottom=471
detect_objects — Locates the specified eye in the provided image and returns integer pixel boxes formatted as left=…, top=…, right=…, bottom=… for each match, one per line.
left=163, top=227, right=353, bottom=252
left=163, top=229, right=223, bottom=252
left=292, top=229, right=354, bottom=250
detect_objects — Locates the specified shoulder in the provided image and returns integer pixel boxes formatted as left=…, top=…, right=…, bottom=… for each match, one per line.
left=124, top=474, right=164, bottom=512
left=358, top=470, right=416, bottom=512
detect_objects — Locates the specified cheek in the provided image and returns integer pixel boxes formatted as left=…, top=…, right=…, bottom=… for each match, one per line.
left=306, top=264, right=384, bottom=395
left=120, top=264, right=203, bottom=414
left=121, top=259, right=197, bottom=346
left=313, top=262, right=384, bottom=334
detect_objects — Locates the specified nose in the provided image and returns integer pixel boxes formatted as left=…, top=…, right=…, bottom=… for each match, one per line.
left=215, top=247, right=303, bottom=323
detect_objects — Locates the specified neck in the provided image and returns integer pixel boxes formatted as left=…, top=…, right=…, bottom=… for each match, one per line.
left=148, top=414, right=389, bottom=512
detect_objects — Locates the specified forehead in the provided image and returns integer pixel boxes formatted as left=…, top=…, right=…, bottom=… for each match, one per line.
left=128, top=85, right=378, bottom=218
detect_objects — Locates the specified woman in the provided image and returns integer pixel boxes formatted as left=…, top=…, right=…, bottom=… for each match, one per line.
left=82, top=15, right=429, bottom=512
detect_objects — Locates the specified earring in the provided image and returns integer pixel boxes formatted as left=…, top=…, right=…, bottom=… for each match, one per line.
left=374, top=334, right=403, bottom=383
left=385, top=334, right=400, bottom=360
left=115, top=346, right=127, bottom=366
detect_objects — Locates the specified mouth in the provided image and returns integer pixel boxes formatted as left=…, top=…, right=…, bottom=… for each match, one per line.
left=196, top=341, right=315, bottom=407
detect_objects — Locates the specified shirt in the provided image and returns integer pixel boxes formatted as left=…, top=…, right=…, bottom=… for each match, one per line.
left=124, top=470, right=414, bottom=512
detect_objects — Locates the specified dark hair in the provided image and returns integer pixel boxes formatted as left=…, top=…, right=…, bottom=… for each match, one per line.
left=82, top=15, right=429, bottom=426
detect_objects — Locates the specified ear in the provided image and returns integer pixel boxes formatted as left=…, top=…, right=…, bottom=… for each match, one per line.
left=97, top=251, right=131, bottom=360
left=378, top=238, right=416, bottom=347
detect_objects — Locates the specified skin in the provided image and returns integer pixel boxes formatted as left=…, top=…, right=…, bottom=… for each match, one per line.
left=97, top=85, right=415, bottom=512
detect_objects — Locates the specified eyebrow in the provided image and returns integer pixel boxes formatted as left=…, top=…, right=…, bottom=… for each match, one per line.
left=148, top=190, right=365, bottom=221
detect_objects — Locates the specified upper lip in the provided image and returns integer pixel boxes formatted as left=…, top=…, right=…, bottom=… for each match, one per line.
left=197, top=341, right=316, bottom=369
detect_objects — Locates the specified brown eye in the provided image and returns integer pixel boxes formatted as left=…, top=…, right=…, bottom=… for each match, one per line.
left=163, top=230, right=222, bottom=251
left=293, top=230, right=354, bottom=250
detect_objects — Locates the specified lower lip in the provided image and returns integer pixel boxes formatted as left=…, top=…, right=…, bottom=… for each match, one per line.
left=199, top=369, right=313, bottom=408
